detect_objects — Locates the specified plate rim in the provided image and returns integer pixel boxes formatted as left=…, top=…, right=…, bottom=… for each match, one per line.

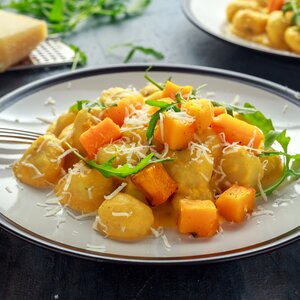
left=1, top=63, right=300, bottom=264
left=181, top=0, right=300, bottom=60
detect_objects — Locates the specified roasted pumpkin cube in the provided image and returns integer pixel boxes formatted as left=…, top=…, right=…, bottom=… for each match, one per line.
left=178, top=199, right=219, bottom=237
left=102, top=94, right=144, bottom=126
left=131, top=163, right=177, bottom=206
left=182, top=99, right=214, bottom=132
left=216, top=184, right=256, bottom=223
left=154, top=111, right=196, bottom=150
left=211, top=113, right=264, bottom=148
left=213, top=106, right=227, bottom=116
left=162, top=80, right=193, bottom=100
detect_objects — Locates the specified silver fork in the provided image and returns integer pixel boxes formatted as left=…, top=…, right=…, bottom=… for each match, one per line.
left=0, top=127, right=42, bottom=144
left=0, top=128, right=42, bottom=166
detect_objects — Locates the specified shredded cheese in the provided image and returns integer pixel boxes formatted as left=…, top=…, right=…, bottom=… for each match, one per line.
left=87, top=186, right=94, bottom=200
left=111, top=211, right=132, bottom=217
left=159, top=112, right=164, bottom=143
left=150, top=226, right=164, bottom=238
left=161, top=234, right=172, bottom=251
left=66, top=210, right=97, bottom=220
left=257, top=179, right=268, bottom=202
left=166, top=111, right=195, bottom=123
left=104, top=182, right=127, bottom=200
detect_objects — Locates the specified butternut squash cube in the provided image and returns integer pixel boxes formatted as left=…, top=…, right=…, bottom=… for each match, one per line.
left=154, top=112, right=196, bottom=150
left=213, top=106, right=227, bottom=117
left=162, top=80, right=193, bottom=100
left=216, top=184, right=256, bottom=223
left=182, top=99, right=214, bottom=132
left=131, top=163, right=177, bottom=206
left=178, top=199, right=219, bottom=237
left=102, top=94, right=144, bottom=126
left=211, top=113, right=264, bottom=148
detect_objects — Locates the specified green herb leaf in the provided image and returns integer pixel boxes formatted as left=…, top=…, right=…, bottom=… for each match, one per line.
left=69, top=100, right=90, bottom=112
left=213, top=100, right=300, bottom=196
left=144, top=66, right=164, bottom=90
left=145, top=101, right=180, bottom=141
left=211, top=100, right=257, bottom=116
left=145, top=100, right=173, bottom=109
left=49, top=0, right=64, bottom=22
left=65, top=143, right=173, bottom=178
left=110, top=43, right=164, bottom=63
left=69, top=44, right=87, bottom=70
left=0, top=0, right=151, bottom=35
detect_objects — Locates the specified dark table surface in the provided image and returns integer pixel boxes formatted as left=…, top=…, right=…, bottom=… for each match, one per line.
left=1, top=1, right=300, bottom=299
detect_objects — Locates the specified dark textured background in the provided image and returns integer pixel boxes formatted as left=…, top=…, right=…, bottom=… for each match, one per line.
left=0, top=1, right=300, bottom=299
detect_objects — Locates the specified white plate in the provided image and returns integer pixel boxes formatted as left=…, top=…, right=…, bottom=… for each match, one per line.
left=0, top=64, right=300, bottom=264
left=182, top=0, right=300, bottom=59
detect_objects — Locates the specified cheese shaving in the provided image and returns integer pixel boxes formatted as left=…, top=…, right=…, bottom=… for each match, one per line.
left=21, top=161, right=43, bottom=177
left=36, top=138, right=47, bottom=153
left=66, top=210, right=97, bottom=220
left=166, top=111, right=195, bottom=123
left=159, top=112, right=164, bottom=142
left=104, top=182, right=127, bottom=200
left=45, top=97, right=56, bottom=105
left=231, top=95, right=240, bottom=105
left=111, top=211, right=132, bottom=217
left=36, top=117, right=53, bottom=124
left=57, top=148, right=76, bottom=162
left=150, top=226, right=164, bottom=238
left=86, top=244, right=106, bottom=252
left=257, top=179, right=268, bottom=202
left=44, top=206, right=62, bottom=217
left=87, top=186, right=94, bottom=200
left=161, top=234, right=172, bottom=251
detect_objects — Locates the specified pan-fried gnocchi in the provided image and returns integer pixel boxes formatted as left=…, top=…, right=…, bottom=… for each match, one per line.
left=14, top=73, right=297, bottom=243
left=227, top=0, right=300, bottom=55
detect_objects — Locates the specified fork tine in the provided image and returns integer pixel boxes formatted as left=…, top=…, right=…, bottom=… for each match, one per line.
left=0, top=127, right=42, bottom=146
left=0, top=128, right=42, bottom=138
left=0, top=139, right=34, bottom=144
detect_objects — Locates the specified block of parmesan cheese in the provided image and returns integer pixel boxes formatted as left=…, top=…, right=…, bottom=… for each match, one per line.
left=0, top=10, right=47, bottom=72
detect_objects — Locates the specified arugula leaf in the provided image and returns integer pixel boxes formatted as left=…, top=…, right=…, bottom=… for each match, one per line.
left=282, top=0, right=300, bottom=29
left=65, top=143, right=173, bottom=178
left=145, top=100, right=174, bottom=109
left=144, top=66, right=164, bottom=90
left=68, top=99, right=117, bottom=112
left=110, top=43, right=164, bottom=63
left=240, top=103, right=291, bottom=152
left=0, top=0, right=152, bottom=34
left=211, top=100, right=257, bottom=116
left=49, top=0, right=64, bottom=22
left=216, top=100, right=300, bottom=196
left=69, top=100, right=90, bottom=112
left=69, top=44, right=87, bottom=70
left=145, top=100, right=180, bottom=141
left=241, top=103, right=274, bottom=134
left=259, top=151, right=300, bottom=160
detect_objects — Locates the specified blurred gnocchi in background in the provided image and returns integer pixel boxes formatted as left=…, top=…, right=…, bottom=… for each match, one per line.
left=226, top=0, right=300, bottom=54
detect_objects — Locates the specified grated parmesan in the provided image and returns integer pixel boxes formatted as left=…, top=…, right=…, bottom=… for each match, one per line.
left=66, top=210, right=97, bottom=220
left=161, top=234, right=172, bottom=251
left=166, top=111, right=195, bottom=123
left=150, top=226, right=164, bottom=238
left=112, top=211, right=132, bottom=217
left=104, top=182, right=127, bottom=200
left=87, top=186, right=94, bottom=200
left=159, top=112, right=164, bottom=143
